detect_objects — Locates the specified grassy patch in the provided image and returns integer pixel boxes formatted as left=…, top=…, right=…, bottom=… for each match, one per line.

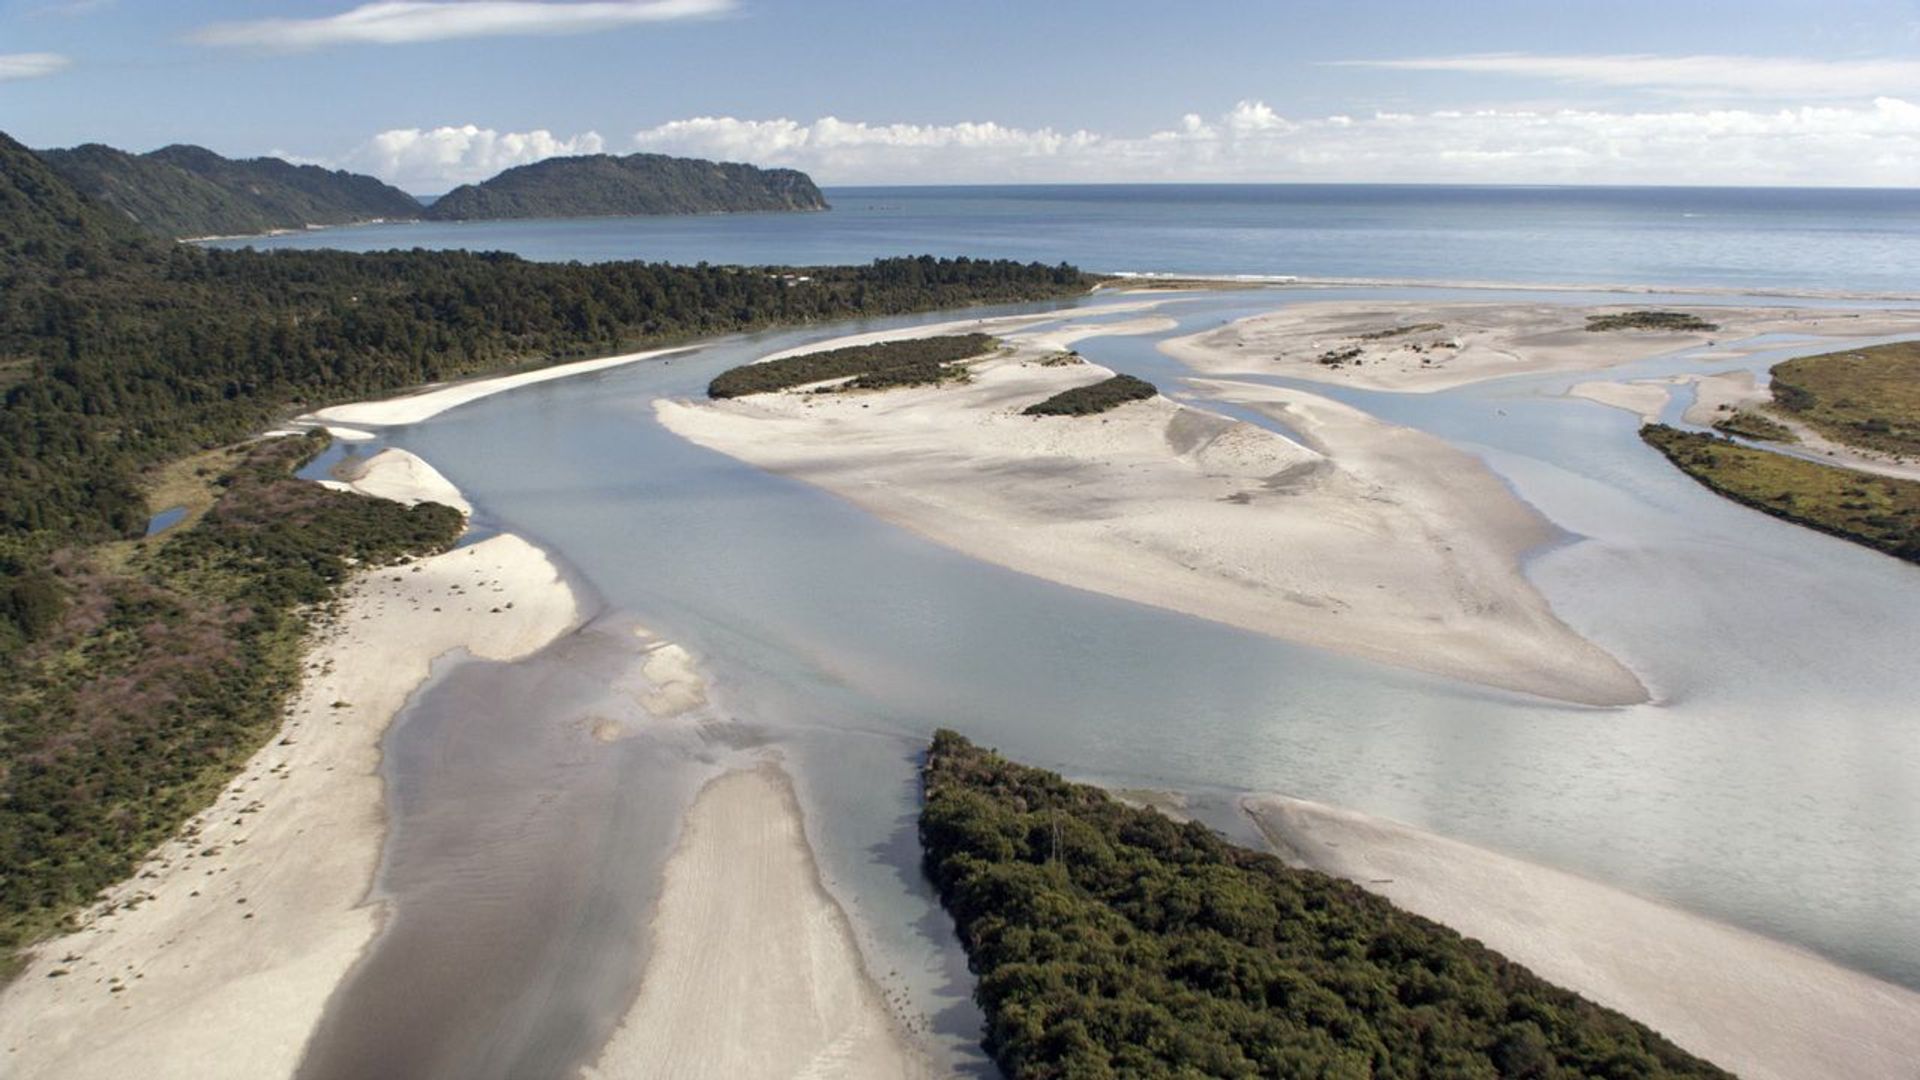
left=1642, top=424, right=1920, bottom=562
left=921, top=731, right=1730, bottom=1079
left=707, top=333, right=997, bottom=398
left=1585, top=311, right=1719, bottom=333
left=1022, top=374, right=1157, bottom=416
left=0, top=433, right=463, bottom=965
left=1769, top=341, right=1920, bottom=458
left=1711, top=410, right=1797, bottom=443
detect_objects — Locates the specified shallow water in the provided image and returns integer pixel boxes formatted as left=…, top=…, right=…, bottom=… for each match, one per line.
left=303, top=290, right=1920, bottom=1077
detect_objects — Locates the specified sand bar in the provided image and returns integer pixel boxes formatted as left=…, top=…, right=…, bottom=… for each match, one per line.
left=584, top=764, right=926, bottom=1080
left=306, top=346, right=690, bottom=427
left=657, top=323, right=1644, bottom=705
left=1161, top=300, right=1920, bottom=393
left=1567, top=379, right=1673, bottom=423
left=1244, top=795, right=1920, bottom=1080
left=332, top=447, right=472, bottom=515
left=0, top=521, right=579, bottom=1077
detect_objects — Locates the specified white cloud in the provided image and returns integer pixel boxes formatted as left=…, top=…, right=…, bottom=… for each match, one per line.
left=0, top=52, right=71, bottom=81
left=335, top=98, right=1920, bottom=190
left=192, top=0, right=732, bottom=50
left=1330, top=53, right=1920, bottom=101
left=345, top=125, right=607, bottom=191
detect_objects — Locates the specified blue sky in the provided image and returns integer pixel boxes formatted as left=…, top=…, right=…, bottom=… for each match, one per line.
left=3, top=0, right=1918, bottom=189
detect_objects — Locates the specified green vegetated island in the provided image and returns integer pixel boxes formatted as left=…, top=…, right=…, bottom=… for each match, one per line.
left=707, top=337, right=1162, bottom=416
left=708, top=333, right=999, bottom=398
left=426, top=152, right=827, bottom=221
left=1641, top=340, right=1920, bottom=565
left=921, top=731, right=1730, bottom=1079
left=0, top=124, right=1093, bottom=966
left=35, top=141, right=830, bottom=239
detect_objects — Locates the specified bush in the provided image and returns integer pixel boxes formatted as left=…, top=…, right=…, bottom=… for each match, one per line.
left=1022, top=374, right=1158, bottom=417
left=707, top=333, right=996, bottom=398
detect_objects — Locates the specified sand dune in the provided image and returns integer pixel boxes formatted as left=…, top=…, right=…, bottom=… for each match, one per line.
left=1244, top=796, right=1920, bottom=1080
left=656, top=324, right=1644, bottom=705
left=584, top=764, right=925, bottom=1080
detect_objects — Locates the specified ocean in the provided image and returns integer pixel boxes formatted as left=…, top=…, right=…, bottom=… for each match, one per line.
left=212, top=183, right=1920, bottom=296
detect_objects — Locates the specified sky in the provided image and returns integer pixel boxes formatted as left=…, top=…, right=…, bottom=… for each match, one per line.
left=2, top=0, right=1918, bottom=192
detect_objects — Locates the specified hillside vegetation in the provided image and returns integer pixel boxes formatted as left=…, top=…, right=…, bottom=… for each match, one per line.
left=1022, top=373, right=1158, bottom=416
left=707, top=333, right=998, bottom=398
left=1584, top=311, right=1719, bottom=333
left=1642, top=425, right=1920, bottom=563
left=38, top=142, right=419, bottom=239
left=425, top=151, right=827, bottom=220
left=920, top=731, right=1729, bottom=1079
left=1769, top=341, right=1920, bottom=458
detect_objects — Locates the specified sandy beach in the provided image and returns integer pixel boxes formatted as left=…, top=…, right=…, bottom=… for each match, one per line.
left=656, top=320, right=1645, bottom=705
left=306, top=346, right=691, bottom=427
left=0, top=529, right=580, bottom=1079
left=1244, top=796, right=1920, bottom=1080
left=319, top=446, right=473, bottom=515
left=585, top=764, right=925, bottom=1080
left=1567, top=379, right=1672, bottom=423
left=1161, top=300, right=1920, bottom=393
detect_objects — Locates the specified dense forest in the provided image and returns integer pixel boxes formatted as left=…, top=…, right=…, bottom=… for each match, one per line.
left=1022, top=373, right=1158, bottom=416
left=0, top=434, right=463, bottom=961
left=38, top=142, right=420, bottom=239
left=920, top=731, right=1729, bottom=1079
left=707, top=333, right=998, bottom=398
left=1642, top=424, right=1920, bottom=563
left=425, top=151, right=827, bottom=220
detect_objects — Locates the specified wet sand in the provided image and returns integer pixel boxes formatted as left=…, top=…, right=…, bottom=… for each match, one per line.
left=1244, top=796, right=1920, bottom=1080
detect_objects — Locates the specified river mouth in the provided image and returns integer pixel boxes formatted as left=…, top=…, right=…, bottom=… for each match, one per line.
left=298, top=290, right=1920, bottom=1076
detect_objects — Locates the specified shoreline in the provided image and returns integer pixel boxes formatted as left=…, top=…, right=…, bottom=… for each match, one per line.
left=0, top=458, right=582, bottom=1078
left=1243, top=795, right=1920, bottom=1080
left=657, top=318, right=1646, bottom=705
left=304, top=345, right=694, bottom=428
left=1106, top=270, right=1920, bottom=304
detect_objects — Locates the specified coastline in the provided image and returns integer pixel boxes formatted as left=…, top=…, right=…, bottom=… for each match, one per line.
left=656, top=319, right=1647, bottom=705
left=1107, top=271, right=1920, bottom=304
left=0, top=458, right=581, bottom=1078
left=1244, top=795, right=1920, bottom=1080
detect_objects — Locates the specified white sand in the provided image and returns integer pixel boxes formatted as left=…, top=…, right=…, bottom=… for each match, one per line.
left=1162, top=301, right=1920, bottom=393
left=1243, top=796, right=1920, bottom=1080
left=656, top=326, right=1644, bottom=705
left=307, top=346, right=689, bottom=427
left=585, top=765, right=925, bottom=1080
left=750, top=299, right=1169, bottom=366
left=335, top=447, right=472, bottom=516
left=1567, top=380, right=1672, bottom=423
left=0, top=535, right=579, bottom=1078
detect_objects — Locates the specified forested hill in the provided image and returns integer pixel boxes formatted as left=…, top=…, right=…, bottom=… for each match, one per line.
left=38, top=141, right=421, bottom=239
left=424, top=151, right=828, bottom=220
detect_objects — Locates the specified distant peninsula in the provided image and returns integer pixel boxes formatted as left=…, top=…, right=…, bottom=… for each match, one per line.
left=422, top=152, right=828, bottom=221
left=38, top=143, right=420, bottom=240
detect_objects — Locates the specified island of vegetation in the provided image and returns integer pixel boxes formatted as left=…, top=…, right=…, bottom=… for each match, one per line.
left=423, top=151, right=828, bottom=221
left=1710, top=409, right=1796, bottom=443
left=1021, top=373, right=1158, bottom=416
left=1641, top=425, right=1920, bottom=563
left=37, top=142, right=420, bottom=239
left=919, top=730, right=1728, bottom=1078
left=0, top=125, right=1090, bottom=968
left=1769, top=341, right=1920, bottom=459
left=707, top=333, right=998, bottom=398
left=1584, top=311, right=1720, bottom=333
